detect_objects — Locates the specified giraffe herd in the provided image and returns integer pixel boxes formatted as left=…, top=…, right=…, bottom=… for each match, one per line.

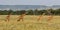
left=5, top=9, right=53, bottom=22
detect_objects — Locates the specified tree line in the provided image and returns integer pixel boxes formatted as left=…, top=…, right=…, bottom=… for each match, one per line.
left=0, top=8, right=60, bottom=15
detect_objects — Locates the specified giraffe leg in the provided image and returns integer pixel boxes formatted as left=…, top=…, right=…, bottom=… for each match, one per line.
left=17, top=18, right=21, bottom=21
left=47, top=16, right=53, bottom=21
left=22, top=18, right=23, bottom=21
left=38, top=17, right=41, bottom=21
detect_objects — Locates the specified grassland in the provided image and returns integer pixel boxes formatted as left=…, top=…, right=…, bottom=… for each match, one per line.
left=0, top=15, right=60, bottom=30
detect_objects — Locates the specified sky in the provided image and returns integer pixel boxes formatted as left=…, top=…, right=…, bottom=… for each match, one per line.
left=0, top=0, right=60, bottom=6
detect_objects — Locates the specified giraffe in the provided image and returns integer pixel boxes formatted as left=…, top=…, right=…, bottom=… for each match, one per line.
left=37, top=13, right=45, bottom=21
left=5, top=12, right=12, bottom=22
left=17, top=13, right=26, bottom=21
left=46, top=9, right=53, bottom=21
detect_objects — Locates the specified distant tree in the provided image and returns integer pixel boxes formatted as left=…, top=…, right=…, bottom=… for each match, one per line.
left=34, top=9, right=39, bottom=15
left=8, top=9, right=13, bottom=15
left=26, top=9, right=34, bottom=15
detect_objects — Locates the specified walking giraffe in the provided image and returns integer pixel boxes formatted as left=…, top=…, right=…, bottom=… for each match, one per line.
left=5, top=12, right=12, bottom=22
left=17, top=10, right=26, bottom=21
left=46, top=9, right=53, bottom=21
left=37, top=13, right=45, bottom=21
left=17, top=13, right=26, bottom=21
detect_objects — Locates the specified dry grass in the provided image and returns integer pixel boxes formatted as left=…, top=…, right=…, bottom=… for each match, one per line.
left=0, top=15, right=60, bottom=30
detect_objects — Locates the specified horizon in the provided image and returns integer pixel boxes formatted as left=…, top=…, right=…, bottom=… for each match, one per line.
left=0, top=5, right=60, bottom=6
